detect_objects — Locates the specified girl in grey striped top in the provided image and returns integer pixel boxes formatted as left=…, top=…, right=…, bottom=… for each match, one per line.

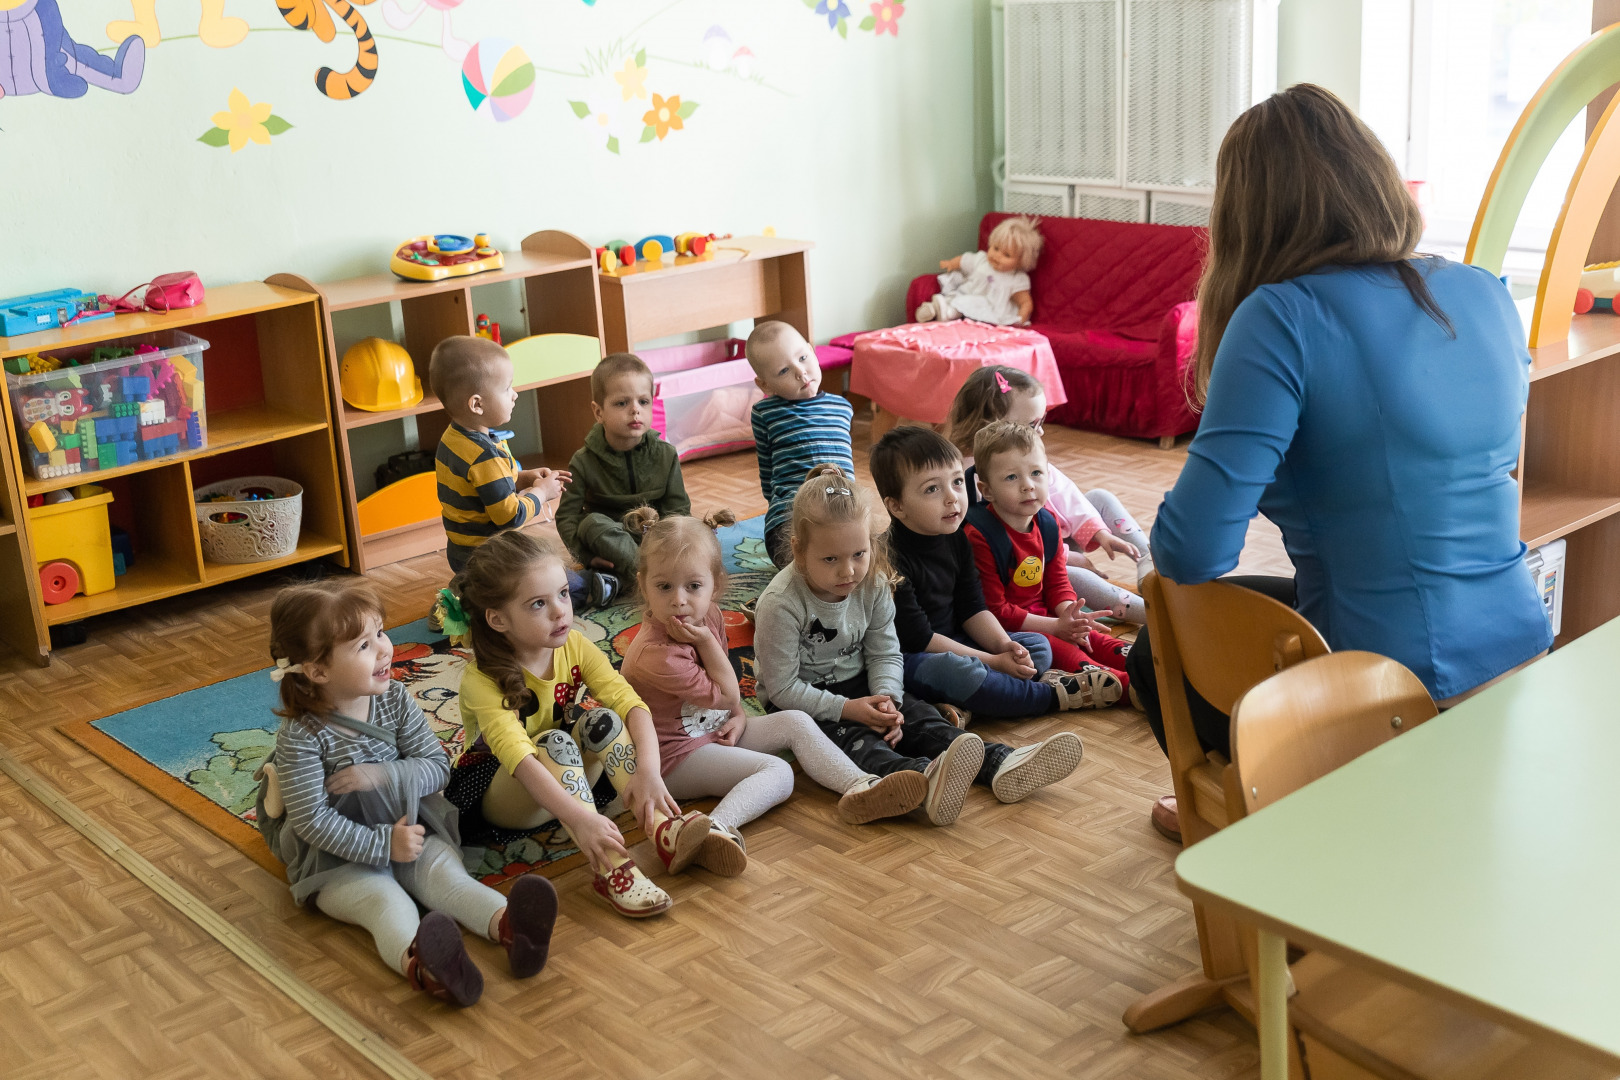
left=260, top=579, right=559, bottom=1007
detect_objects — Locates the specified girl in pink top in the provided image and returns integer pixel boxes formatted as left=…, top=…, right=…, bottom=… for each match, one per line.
left=620, top=509, right=926, bottom=873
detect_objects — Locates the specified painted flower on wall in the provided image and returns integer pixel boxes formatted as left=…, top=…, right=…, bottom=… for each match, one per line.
left=571, top=94, right=633, bottom=153
left=197, top=88, right=291, bottom=152
left=614, top=52, right=649, bottom=101
left=812, top=0, right=851, bottom=36
left=642, top=92, right=696, bottom=141
left=862, top=1, right=905, bottom=35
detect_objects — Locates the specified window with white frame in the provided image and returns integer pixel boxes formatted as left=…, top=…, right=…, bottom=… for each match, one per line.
left=1409, top=0, right=1593, bottom=263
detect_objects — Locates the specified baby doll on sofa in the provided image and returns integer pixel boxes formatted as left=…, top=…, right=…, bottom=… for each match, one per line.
left=915, top=216, right=1044, bottom=327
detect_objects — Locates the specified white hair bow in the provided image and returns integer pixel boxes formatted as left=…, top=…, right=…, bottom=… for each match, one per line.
left=270, top=658, right=305, bottom=683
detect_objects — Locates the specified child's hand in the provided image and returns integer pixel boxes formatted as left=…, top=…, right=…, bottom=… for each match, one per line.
left=842, top=696, right=902, bottom=739
left=624, top=770, right=683, bottom=834
left=520, top=468, right=570, bottom=504
left=988, top=647, right=1037, bottom=680
left=390, top=816, right=425, bottom=863
left=561, top=807, right=629, bottom=873
left=665, top=615, right=714, bottom=648
left=1055, top=604, right=1105, bottom=644
left=325, top=764, right=383, bottom=794
left=716, top=714, right=747, bottom=746
left=1095, top=531, right=1140, bottom=562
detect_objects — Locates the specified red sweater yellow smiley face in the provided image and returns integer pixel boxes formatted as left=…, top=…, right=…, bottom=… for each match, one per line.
left=1012, top=555, right=1043, bottom=588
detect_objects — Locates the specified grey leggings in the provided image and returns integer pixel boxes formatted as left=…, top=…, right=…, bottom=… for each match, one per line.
left=1066, top=487, right=1152, bottom=623
left=662, top=710, right=868, bottom=830
left=314, top=836, right=506, bottom=974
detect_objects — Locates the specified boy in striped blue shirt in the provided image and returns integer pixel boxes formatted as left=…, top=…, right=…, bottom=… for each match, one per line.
left=747, top=321, right=855, bottom=567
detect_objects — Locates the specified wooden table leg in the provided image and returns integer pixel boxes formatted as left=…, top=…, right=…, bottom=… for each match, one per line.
left=869, top=405, right=902, bottom=441
left=1257, top=929, right=1288, bottom=1080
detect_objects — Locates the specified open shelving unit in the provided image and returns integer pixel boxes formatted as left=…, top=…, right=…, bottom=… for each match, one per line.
left=0, top=283, right=349, bottom=663
left=1519, top=307, right=1620, bottom=645
left=272, top=229, right=605, bottom=573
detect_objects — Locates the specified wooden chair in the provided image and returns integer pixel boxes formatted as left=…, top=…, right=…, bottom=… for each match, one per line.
left=1124, top=573, right=1329, bottom=1033
left=1229, top=652, right=1611, bottom=1080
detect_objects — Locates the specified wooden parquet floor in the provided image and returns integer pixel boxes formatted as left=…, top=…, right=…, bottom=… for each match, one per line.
left=0, top=420, right=1290, bottom=1080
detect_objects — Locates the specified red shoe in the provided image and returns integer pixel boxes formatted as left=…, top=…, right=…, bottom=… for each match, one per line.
left=498, top=875, right=559, bottom=979
left=652, top=810, right=712, bottom=874
left=592, top=861, right=672, bottom=918
left=1152, top=795, right=1181, bottom=843
left=404, top=911, right=483, bottom=1007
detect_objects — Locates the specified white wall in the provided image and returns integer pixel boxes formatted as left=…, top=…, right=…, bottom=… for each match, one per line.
left=1277, top=0, right=1365, bottom=107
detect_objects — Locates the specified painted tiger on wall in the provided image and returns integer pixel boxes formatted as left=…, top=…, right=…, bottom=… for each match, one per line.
left=276, top=0, right=378, bottom=100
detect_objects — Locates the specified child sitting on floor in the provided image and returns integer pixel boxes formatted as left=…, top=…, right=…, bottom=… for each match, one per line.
left=946, top=364, right=1151, bottom=622
left=915, top=216, right=1043, bottom=326
left=556, top=352, right=690, bottom=581
left=620, top=508, right=925, bottom=865
left=429, top=334, right=615, bottom=608
left=746, top=320, right=855, bottom=568
left=872, top=424, right=1114, bottom=718
left=754, top=465, right=1079, bottom=826
left=964, top=421, right=1133, bottom=706
left=442, top=530, right=706, bottom=919
left=258, top=579, right=557, bottom=1008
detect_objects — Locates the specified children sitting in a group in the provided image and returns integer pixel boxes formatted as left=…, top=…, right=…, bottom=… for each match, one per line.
left=872, top=425, right=1118, bottom=715
left=442, top=529, right=708, bottom=919
left=946, top=365, right=1151, bottom=623
left=429, top=335, right=615, bottom=608
left=259, top=579, right=558, bottom=1007
left=746, top=321, right=855, bottom=568
left=754, top=465, right=1081, bottom=827
left=964, top=421, right=1133, bottom=705
left=620, top=508, right=926, bottom=864
left=557, top=352, right=690, bottom=581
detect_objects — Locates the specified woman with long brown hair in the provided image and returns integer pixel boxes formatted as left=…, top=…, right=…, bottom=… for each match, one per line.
left=1128, top=84, right=1551, bottom=840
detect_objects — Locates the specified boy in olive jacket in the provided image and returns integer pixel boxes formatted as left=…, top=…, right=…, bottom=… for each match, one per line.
left=556, top=353, right=691, bottom=577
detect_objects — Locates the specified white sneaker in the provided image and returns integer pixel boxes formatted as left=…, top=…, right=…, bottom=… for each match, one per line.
left=990, top=732, right=1083, bottom=803
left=915, top=301, right=938, bottom=322
left=921, top=733, right=984, bottom=826
left=1041, top=666, right=1124, bottom=710
left=838, top=771, right=927, bottom=823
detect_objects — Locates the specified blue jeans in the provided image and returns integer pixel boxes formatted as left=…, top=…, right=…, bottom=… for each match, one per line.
left=902, top=632, right=1056, bottom=718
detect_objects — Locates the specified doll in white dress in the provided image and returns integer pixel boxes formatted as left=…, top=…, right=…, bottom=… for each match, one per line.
left=916, top=216, right=1044, bottom=327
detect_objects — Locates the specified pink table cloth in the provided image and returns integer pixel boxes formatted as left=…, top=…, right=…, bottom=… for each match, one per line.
left=849, top=322, right=1067, bottom=424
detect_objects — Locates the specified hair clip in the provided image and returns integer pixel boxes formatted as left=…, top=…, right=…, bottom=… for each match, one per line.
left=640, top=519, right=655, bottom=535
left=436, top=588, right=470, bottom=638
left=825, top=486, right=852, bottom=496
left=269, top=657, right=304, bottom=683
left=994, top=372, right=1011, bottom=394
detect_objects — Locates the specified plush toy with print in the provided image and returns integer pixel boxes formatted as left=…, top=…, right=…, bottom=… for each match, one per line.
left=0, top=0, right=146, bottom=99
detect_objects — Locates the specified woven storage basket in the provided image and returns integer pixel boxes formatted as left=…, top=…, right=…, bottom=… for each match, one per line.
left=195, top=476, right=303, bottom=564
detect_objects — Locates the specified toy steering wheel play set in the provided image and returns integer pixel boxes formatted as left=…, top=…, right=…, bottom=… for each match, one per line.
left=390, top=233, right=505, bottom=281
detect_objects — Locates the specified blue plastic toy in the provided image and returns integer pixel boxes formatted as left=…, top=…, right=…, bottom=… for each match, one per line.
left=0, top=289, right=114, bottom=337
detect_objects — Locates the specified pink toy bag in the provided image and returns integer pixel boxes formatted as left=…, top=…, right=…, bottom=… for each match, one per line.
left=104, top=272, right=205, bottom=314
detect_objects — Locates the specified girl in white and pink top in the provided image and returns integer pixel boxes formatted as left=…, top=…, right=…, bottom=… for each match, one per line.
left=619, top=510, right=927, bottom=872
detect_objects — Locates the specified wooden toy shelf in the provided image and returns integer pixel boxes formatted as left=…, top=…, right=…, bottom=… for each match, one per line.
left=1520, top=307, right=1620, bottom=645
left=0, top=282, right=349, bottom=663
left=274, top=229, right=605, bottom=573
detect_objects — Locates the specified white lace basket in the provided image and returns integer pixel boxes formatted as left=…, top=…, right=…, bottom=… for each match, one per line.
left=195, top=476, right=303, bottom=564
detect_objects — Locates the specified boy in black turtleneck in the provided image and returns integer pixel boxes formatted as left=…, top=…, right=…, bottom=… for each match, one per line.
left=873, top=427, right=1117, bottom=720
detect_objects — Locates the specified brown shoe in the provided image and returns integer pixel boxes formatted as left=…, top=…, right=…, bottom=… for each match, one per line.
left=498, top=875, right=559, bottom=979
left=1151, top=794, right=1181, bottom=843
left=837, top=771, right=927, bottom=823
left=936, top=703, right=972, bottom=729
left=404, top=911, right=483, bottom=1007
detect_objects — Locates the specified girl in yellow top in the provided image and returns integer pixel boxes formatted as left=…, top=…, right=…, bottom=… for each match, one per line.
left=446, top=530, right=710, bottom=918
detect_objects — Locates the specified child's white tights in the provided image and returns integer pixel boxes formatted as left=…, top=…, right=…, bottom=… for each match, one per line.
left=663, top=710, right=869, bottom=830
left=314, top=836, right=506, bottom=974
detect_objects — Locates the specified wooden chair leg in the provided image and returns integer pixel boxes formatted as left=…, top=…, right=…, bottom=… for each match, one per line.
left=1159, top=435, right=1176, bottom=450
left=1123, top=971, right=1249, bottom=1033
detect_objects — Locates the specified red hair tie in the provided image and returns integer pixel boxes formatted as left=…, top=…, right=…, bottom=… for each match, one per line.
left=994, top=372, right=1011, bottom=394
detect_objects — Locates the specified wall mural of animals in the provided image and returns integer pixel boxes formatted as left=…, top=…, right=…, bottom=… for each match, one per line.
left=0, top=0, right=145, bottom=99
left=276, top=0, right=380, bottom=100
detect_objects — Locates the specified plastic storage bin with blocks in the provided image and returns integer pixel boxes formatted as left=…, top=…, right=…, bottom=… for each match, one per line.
left=5, top=329, right=208, bottom=481
left=195, top=476, right=304, bottom=564
left=641, top=338, right=764, bottom=461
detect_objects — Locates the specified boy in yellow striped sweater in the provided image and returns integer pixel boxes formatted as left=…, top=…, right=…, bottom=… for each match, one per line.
left=430, top=336, right=617, bottom=605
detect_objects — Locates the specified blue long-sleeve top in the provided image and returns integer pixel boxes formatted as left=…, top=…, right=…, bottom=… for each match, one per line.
left=1152, top=260, right=1552, bottom=700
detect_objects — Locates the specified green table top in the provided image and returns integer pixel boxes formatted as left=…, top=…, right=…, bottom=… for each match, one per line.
left=1176, top=620, right=1620, bottom=1064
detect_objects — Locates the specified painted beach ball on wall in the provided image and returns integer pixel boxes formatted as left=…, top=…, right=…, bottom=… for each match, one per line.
left=462, top=39, right=535, bottom=122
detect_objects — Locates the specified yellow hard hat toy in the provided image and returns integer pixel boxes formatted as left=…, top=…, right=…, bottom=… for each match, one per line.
left=342, top=338, right=423, bottom=411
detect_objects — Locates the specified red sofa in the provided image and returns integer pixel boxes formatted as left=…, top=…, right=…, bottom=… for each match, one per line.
left=905, top=212, right=1207, bottom=445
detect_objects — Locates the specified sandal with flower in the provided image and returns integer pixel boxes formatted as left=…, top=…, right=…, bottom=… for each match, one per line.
left=404, top=911, right=484, bottom=1007
left=592, top=861, right=673, bottom=918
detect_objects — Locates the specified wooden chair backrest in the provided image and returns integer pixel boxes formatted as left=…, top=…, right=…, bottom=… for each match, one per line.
left=1229, top=651, right=1438, bottom=816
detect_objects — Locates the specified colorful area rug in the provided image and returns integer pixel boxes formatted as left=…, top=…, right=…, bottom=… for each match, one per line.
left=61, top=518, right=777, bottom=888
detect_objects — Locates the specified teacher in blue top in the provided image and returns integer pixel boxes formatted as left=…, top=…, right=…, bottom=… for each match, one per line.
left=1128, top=85, right=1552, bottom=840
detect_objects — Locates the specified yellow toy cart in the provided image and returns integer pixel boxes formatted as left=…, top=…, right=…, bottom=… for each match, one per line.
left=30, top=486, right=116, bottom=604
